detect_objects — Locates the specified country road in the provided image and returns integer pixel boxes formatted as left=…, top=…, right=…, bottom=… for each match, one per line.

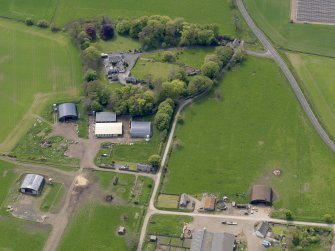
left=236, top=0, right=335, bottom=153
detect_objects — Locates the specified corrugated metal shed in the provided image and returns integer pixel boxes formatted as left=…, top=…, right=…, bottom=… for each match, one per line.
left=58, top=103, right=78, bottom=121
left=95, top=112, right=116, bottom=123
left=95, top=122, right=123, bottom=137
left=191, top=229, right=235, bottom=251
left=20, top=174, right=45, bottom=195
left=130, top=121, right=152, bottom=138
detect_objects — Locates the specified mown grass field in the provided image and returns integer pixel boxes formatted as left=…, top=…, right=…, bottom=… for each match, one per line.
left=0, top=19, right=82, bottom=150
left=287, top=53, right=335, bottom=140
left=163, top=56, right=335, bottom=220
left=58, top=203, right=143, bottom=251
left=147, top=214, right=193, bottom=236
left=243, top=0, right=335, bottom=56
left=40, top=182, right=64, bottom=213
left=0, top=160, right=51, bottom=251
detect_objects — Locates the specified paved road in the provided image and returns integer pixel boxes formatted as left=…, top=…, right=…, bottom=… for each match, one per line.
left=236, top=0, right=335, bottom=153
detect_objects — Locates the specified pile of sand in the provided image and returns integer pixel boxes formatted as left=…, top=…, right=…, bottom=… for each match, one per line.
left=75, top=175, right=88, bottom=187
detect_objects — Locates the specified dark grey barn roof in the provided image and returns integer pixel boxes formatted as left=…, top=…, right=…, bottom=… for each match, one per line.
left=20, top=174, right=44, bottom=192
left=58, top=103, right=77, bottom=120
left=130, top=121, right=152, bottom=137
left=257, top=221, right=270, bottom=237
left=191, top=229, right=235, bottom=251
left=95, top=112, right=116, bottom=123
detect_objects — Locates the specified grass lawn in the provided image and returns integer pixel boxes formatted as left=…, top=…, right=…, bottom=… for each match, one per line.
left=0, top=19, right=82, bottom=151
left=157, top=194, right=179, bottom=209
left=147, top=214, right=193, bottom=237
left=244, top=0, right=335, bottom=57
left=53, top=0, right=235, bottom=34
left=132, top=60, right=181, bottom=82
left=0, top=213, right=51, bottom=251
left=0, top=160, right=51, bottom=251
left=94, top=171, right=153, bottom=205
left=99, top=36, right=141, bottom=53
left=287, top=53, right=335, bottom=141
left=58, top=203, right=143, bottom=251
left=40, top=182, right=64, bottom=213
left=176, top=48, right=214, bottom=69
left=0, top=0, right=58, bottom=21
left=96, top=124, right=162, bottom=167
left=12, top=119, right=80, bottom=167
left=163, top=56, right=335, bottom=221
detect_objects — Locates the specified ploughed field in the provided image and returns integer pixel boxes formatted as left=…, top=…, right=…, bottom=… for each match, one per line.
left=164, top=56, right=335, bottom=221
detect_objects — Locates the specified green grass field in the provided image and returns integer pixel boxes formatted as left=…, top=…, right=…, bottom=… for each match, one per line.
left=243, top=0, right=335, bottom=56
left=147, top=214, right=193, bottom=236
left=0, top=160, right=51, bottom=251
left=163, top=56, right=335, bottom=220
left=0, top=19, right=81, bottom=150
left=40, top=182, right=64, bottom=212
left=58, top=204, right=143, bottom=251
left=132, top=60, right=181, bottom=82
left=287, top=53, right=335, bottom=140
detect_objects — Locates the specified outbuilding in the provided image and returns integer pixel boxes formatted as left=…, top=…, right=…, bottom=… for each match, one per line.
left=19, top=174, right=45, bottom=195
left=125, top=77, right=137, bottom=84
left=58, top=103, right=78, bottom=122
left=95, top=112, right=116, bottom=123
left=256, top=221, right=270, bottom=238
left=203, top=195, right=216, bottom=211
left=191, top=228, right=235, bottom=251
left=95, top=122, right=123, bottom=137
left=179, top=193, right=190, bottom=208
left=137, top=163, right=153, bottom=173
left=130, top=121, right=152, bottom=138
left=250, top=185, right=273, bottom=205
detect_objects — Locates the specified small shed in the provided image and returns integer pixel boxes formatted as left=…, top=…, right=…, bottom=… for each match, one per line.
left=118, top=226, right=126, bottom=235
left=95, top=112, right=116, bottom=123
left=95, top=123, right=123, bottom=137
left=137, top=163, right=153, bottom=173
left=256, top=221, right=270, bottom=238
left=58, top=103, right=78, bottom=122
left=19, top=174, right=45, bottom=195
left=251, top=185, right=273, bottom=205
left=179, top=193, right=190, bottom=208
left=203, top=195, right=216, bottom=211
left=130, top=121, right=152, bottom=138
left=150, top=235, right=157, bottom=242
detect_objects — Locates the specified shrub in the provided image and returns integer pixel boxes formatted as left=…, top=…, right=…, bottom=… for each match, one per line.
left=84, top=69, right=98, bottom=82
left=201, top=61, right=220, bottom=79
left=162, top=51, right=176, bottom=63
left=148, top=154, right=161, bottom=167
left=37, top=19, right=49, bottom=28
left=85, top=23, right=96, bottom=40
left=50, top=23, right=60, bottom=32
left=100, top=24, right=115, bottom=40
left=187, top=75, right=213, bottom=96
left=25, top=18, right=34, bottom=26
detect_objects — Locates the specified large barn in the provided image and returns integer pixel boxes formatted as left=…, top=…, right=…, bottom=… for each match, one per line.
left=95, top=122, right=123, bottom=137
left=250, top=185, right=273, bottom=205
left=191, top=229, right=235, bottom=251
left=19, top=174, right=45, bottom=195
left=130, top=121, right=152, bottom=138
left=58, top=103, right=78, bottom=122
left=95, top=112, right=116, bottom=123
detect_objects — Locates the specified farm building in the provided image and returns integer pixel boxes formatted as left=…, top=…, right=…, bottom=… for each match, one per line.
left=95, top=123, right=123, bottom=137
left=250, top=185, right=273, bottom=205
left=19, top=174, right=45, bottom=195
left=130, top=121, right=152, bottom=138
left=191, top=228, right=235, bottom=251
left=255, top=221, right=270, bottom=238
left=95, top=112, right=116, bottom=123
left=203, top=195, right=216, bottom=211
left=58, top=103, right=78, bottom=122
left=137, top=163, right=153, bottom=173
left=179, top=193, right=190, bottom=208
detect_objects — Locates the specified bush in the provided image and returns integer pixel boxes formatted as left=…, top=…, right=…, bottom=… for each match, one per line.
left=187, top=75, right=213, bottom=96
left=324, top=214, right=333, bottom=223
left=148, top=154, right=161, bottom=167
left=37, top=19, right=49, bottom=28
left=25, top=18, right=34, bottom=26
left=162, top=51, right=176, bottom=63
left=83, top=46, right=101, bottom=71
left=50, top=23, right=60, bottom=32
left=154, top=98, right=175, bottom=131
left=201, top=61, right=220, bottom=79
left=85, top=23, right=96, bottom=40
left=84, top=69, right=98, bottom=82
left=100, top=24, right=115, bottom=40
